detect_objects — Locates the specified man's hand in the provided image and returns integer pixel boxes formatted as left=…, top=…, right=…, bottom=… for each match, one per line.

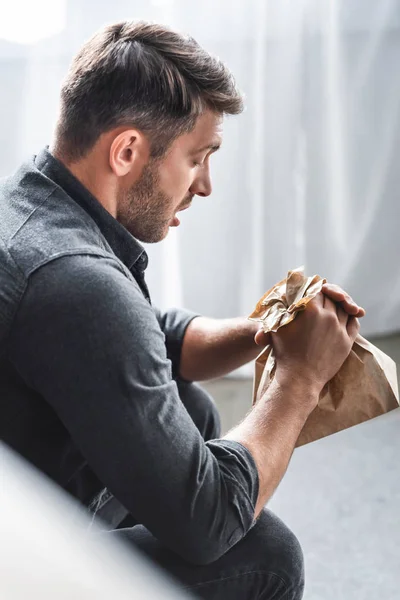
left=225, top=284, right=362, bottom=517
left=263, top=291, right=360, bottom=407
left=321, top=283, right=365, bottom=317
left=254, top=283, right=365, bottom=347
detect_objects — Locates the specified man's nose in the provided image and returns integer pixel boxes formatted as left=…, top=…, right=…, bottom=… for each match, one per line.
left=190, top=168, right=212, bottom=198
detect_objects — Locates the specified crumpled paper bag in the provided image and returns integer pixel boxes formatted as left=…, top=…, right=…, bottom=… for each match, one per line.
left=249, top=267, right=399, bottom=447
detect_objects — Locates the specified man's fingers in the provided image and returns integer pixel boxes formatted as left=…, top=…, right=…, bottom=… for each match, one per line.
left=322, top=283, right=365, bottom=317
left=322, top=283, right=345, bottom=301
left=323, top=295, right=340, bottom=314
left=337, top=306, right=349, bottom=326
left=341, top=301, right=365, bottom=317
left=254, top=329, right=272, bottom=346
left=323, top=295, right=348, bottom=325
left=255, top=289, right=361, bottom=346
left=322, top=283, right=354, bottom=309
left=347, top=316, right=360, bottom=342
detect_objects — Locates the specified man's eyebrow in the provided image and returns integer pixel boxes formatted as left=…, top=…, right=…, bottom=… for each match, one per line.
left=191, top=143, right=221, bottom=155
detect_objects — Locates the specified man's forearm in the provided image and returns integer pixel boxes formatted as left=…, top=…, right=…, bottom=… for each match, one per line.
left=224, top=378, right=318, bottom=517
left=180, top=316, right=260, bottom=381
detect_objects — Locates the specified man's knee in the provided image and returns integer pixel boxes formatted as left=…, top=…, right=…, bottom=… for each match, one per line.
left=248, top=509, right=305, bottom=599
left=113, top=510, right=304, bottom=600
left=176, top=380, right=221, bottom=441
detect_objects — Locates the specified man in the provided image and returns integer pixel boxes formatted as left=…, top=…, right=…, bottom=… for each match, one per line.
left=0, top=21, right=364, bottom=600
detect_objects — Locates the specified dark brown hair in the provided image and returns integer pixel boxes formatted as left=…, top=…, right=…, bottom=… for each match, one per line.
left=53, top=21, right=244, bottom=161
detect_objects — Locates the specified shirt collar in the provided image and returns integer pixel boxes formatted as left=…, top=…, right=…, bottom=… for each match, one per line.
left=34, top=147, right=148, bottom=272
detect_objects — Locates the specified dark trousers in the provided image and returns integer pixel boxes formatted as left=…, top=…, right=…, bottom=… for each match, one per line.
left=113, top=381, right=305, bottom=600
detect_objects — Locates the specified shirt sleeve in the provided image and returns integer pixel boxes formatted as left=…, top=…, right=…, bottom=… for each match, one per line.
left=153, top=306, right=199, bottom=380
left=8, top=254, right=259, bottom=565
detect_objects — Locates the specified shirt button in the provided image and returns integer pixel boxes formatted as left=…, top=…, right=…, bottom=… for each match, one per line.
left=137, top=253, right=148, bottom=270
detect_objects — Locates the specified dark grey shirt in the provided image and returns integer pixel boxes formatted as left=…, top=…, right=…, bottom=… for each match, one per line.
left=0, top=148, right=258, bottom=564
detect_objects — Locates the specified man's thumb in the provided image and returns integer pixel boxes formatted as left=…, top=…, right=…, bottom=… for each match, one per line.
left=254, top=329, right=272, bottom=346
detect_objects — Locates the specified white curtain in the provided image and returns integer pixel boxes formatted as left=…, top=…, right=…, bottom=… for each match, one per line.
left=1, top=0, right=399, bottom=340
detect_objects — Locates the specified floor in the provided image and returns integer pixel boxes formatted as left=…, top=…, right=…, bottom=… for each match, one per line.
left=203, top=333, right=400, bottom=600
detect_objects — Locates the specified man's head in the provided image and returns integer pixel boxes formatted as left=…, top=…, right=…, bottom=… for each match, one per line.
left=52, top=21, right=243, bottom=242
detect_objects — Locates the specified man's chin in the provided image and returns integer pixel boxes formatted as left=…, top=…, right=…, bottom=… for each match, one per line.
left=133, top=225, right=170, bottom=244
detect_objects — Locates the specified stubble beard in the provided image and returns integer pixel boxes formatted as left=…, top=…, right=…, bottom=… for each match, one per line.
left=117, top=161, right=173, bottom=243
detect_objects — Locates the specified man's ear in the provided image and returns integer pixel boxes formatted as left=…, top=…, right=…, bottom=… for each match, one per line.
left=109, top=129, right=150, bottom=179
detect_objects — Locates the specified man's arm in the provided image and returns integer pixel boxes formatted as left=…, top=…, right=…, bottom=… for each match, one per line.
left=179, top=283, right=365, bottom=381
left=225, top=292, right=360, bottom=516
left=9, top=258, right=360, bottom=565
left=180, top=316, right=260, bottom=381
left=153, top=306, right=200, bottom=379
left=9, top=255, right=259, bottom=565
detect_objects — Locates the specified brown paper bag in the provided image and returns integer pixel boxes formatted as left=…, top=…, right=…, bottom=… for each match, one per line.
left=249, top=267, right=399, bottom=447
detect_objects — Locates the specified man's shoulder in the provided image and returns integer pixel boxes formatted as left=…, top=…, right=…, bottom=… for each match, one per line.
left=0, top=157, right=112, bottom=279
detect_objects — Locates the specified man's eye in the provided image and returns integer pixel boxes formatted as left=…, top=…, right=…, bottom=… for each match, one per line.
left=192, top=161, right=201, bottom=167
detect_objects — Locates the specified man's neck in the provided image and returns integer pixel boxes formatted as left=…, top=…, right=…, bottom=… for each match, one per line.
left=49, top=146, right=118, bottom=218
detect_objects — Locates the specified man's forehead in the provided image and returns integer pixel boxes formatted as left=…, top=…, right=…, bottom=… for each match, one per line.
left=183, top=111, right=224, bottom=149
